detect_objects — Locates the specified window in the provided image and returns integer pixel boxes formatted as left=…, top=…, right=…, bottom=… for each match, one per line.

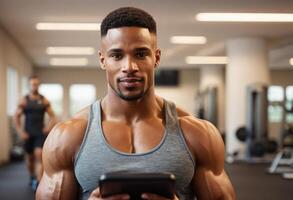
left=39, top=84, right=63, bottom=116
left=7, top=67, right=18, bottom=116
left=285, top=86, right=293, bottom=123
left=21, top=76, right=29, bottom=96
left=268, top=105, right=283, bottom=123
left=286, top=86, right=293, bottom=100
left=268, top=86, right=284, bottom=102
left=268, top=86, right=284, bottom=123
left=69, top=84, right=96, bottom=116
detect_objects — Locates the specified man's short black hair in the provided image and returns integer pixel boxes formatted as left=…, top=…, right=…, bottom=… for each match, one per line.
left=101, top=7, right=156, bottom=37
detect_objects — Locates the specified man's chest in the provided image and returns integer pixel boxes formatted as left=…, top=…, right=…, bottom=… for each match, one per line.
left=101, top=118, right=165, bottom=154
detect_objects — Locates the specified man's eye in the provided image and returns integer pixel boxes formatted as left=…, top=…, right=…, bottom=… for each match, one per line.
left=111, top=54, right=122, bottom=59
left=136, top=52, right=147, bottom=58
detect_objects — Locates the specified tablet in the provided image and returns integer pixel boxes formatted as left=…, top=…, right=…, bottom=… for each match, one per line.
left=99, top=172, right=176, bottom=199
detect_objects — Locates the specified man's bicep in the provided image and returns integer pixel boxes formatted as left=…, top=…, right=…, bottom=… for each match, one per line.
left=15, top=101, right=25, bottom=117
left=36, top=126, right=80, bottom=200
left=191, top=121, right=235, bottom=199
left=46, top=105, right=56, bottom=119
left=44, top=99, right=55, bottom=117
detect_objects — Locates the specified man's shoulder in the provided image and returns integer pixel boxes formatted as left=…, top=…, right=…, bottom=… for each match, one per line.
left=18, top=95, right=28, bottom=105
left=50, top=107, right=89, bottom=140
left=175, top=105, right=208, bottom=131
left=177, top=113, right=224, bottom=166
left=178, top=115, right=213, bottom=138
left=43, top=107, right=90, bottom=166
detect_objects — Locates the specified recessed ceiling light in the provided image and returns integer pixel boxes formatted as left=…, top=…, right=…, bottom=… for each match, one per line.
left=46, top=47, right=95, bottom=55
left=185, top=56, right=228, bottom=64
left=196, top=13, right=293, bottom=22
left=290, top=58, right=293, bottom=66
left=170, top=36, right=207, bottom=44
left=36, top=23, right=100, bottom=31
left=50, top=58, right=89, bottom=66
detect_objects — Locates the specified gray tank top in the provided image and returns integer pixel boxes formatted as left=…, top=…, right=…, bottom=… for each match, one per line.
left=74, top=99, right=196, bottom=200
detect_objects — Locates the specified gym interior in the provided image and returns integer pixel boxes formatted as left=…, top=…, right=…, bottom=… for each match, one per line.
left=1, top=1, right=293, bottom=199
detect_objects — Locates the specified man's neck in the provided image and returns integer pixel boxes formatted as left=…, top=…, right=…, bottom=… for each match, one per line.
left=101, top=89, right=163, bottom=123
left=29, top=91, right=39, bottom=97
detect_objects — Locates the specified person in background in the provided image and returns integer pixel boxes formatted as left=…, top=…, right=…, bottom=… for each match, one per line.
left=14, top=75, right=56, bottom=191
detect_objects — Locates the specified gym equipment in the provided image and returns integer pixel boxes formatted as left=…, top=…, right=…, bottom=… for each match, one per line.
left=268, top=126, right=293, bottom=174
left=195, top=87, right=218, bottom=127
left=235, top=84, right=278, bottom=161
left=249, top=141, right=266, bottom=157
left=283, top=172, right=293, bottom=179
left=245, top=84, right=268, bottom=158
left=236, top=126, right=278, bottom=155
left=268, top=86, right=293, bottom=177
left=235, top=127, right=247, bottom=142
left=263, top=140, right=278, bottom=153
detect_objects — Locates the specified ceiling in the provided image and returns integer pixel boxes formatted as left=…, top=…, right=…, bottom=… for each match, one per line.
left=1, top=0, right=293, bottom=69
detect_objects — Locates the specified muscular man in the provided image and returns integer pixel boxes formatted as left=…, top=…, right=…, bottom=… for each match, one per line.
left=36, top=7, right=235, bottom=200
left=14, top=75, right=56, bottom=190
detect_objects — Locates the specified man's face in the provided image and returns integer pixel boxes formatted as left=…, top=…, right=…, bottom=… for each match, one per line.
left=99, top=27, right=160, bottom=101
left=29, top=78, right=40, bottom=94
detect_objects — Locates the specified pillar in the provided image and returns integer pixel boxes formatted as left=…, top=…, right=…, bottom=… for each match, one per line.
left=225, top=38, right=270, bottom=159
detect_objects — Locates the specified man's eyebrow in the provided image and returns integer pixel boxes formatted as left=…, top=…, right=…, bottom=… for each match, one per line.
left=107, top=48, right=123, bottom=54
left=134, top=47, right=151, bottom=52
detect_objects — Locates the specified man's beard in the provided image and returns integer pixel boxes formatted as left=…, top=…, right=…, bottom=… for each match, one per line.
left=109, top=81, right=149, bottom=101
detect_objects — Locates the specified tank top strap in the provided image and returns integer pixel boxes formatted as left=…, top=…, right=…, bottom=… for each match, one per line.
left=92, top=99, right=101, bottom=121
left=74, top=100, right=99, bottom=167
left=163, top=99, right=180, bottom=135
left=92, top=99, right=102, bottom=135
left=88, top=99, right=104, bottom=142
left=164, top=99, right=196, bottom=166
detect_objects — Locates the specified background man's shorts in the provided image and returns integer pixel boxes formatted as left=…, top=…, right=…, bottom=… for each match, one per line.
left=24, top=135, right=46, bottom=154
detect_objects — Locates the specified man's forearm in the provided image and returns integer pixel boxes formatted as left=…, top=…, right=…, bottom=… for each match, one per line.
left=13, top=116, right=23, bottom=135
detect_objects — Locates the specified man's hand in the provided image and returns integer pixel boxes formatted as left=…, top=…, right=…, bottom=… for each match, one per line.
left=88, top=188, right=179, bottom=200
left=141, top=193, right=179, bottom=200
left=20, top=131, right=29, bottom=140
left=88, top=187, right=130, bottom=200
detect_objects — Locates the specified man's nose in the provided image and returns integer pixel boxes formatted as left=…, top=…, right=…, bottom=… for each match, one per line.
left=122, top=57, right=139, bottom=73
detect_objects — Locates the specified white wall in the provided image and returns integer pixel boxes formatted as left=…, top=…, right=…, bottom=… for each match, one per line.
left=225, top=38, right=270, bottom=156
left=35, top=67, right=107, bottom=119
left=35, top=68, right=200, bottom=118
left=0, top=27, right=32, bottom=164
left=155, top=69, right=199, bottom=114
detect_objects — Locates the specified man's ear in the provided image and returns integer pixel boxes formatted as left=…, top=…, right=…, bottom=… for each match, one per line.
left=98, top=50, right=106, bottom=70
left=155, top=48, right=161, bottom=69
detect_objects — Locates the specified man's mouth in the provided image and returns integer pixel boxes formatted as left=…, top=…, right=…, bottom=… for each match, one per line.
left=119, top=77, right=143, bottom=83
left=118, top=77, right=143, bottom=88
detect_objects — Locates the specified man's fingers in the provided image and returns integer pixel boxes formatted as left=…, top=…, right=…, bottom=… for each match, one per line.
left=108, top=194, right=130, bottom=200
left=90, top=187, right=101, bottom=196
left=89, top=187, right=130, bottom=200
left=141, top=193, right=170, bottom=200
left=88, top=187, right=100, bottom=200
